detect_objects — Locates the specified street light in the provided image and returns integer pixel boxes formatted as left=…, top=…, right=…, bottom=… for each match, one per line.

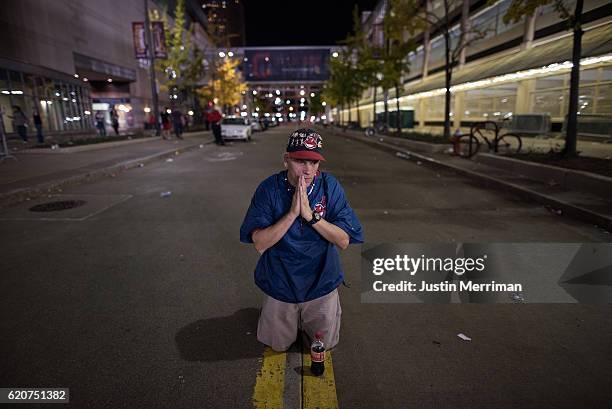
left=322, top=101, right=327, bottom=106
left=332, top=52, right=339, bottom=58
left=252, top=90, right=257, bottom=95
left=310, top=92, right=315, bottom=97
left=219, top=51, right=226, bottom=58
left=228, top=51, right=234, bottom=57
left=299, top=90, right=305, bottom=96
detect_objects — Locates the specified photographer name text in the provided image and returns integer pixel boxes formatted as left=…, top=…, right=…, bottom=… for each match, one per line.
left=373, top=280, right=523, bottom=292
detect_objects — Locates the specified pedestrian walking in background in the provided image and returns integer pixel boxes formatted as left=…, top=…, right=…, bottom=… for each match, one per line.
left=110, top=109, right=119, bottom=136
left=145, top=113, right=156, bottom=130
left=171, top=108, right=184, bottom=139
left=207, top=108, right=223, bottom=145
left=240, top=129, right=363, bottom=352
left=160, top=107, right=172, bottom=140
left=32, top=109, right=44, bottom=144
left=95, top=111, right=106, bottom=137
left=9, top=106, right=28, bottom=143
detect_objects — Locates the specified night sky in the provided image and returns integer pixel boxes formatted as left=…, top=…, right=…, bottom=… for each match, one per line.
left=243, top=0, right=380, bottom=47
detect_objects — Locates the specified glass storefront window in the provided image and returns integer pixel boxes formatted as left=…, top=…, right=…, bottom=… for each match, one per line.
left=8, top=71, right=23, bottom=94
left=0, top=69, right=12, bottom=133
left=538, top=0, right=577, bottom=17
left=601, top=66, right=612, bottom=82
left=531, top=89, right=566, bottom=118
left=580, top=68, right=600, bottom=84
left=577, top=86, right=597, bottom=115
left=595, top=83, right=612, bottom=115
left=471, top=5, right=498, bottom=43
left=426, top=94, right=455, bottom=119
left=535, top=74, right=567, bottom=90
left=429, top=35, right=445, bottom=67
left=0, top=65, right=94, bottom=134
left=496, top=0, right=521, bottom=32
left=60, top=81, right=73, bottom=131
left=464, top=83, right=517, bottom=119
left=449, top=26, right=461, bottom=54
left=411, top=47, right=424, bottom=77
left=530, top=67, right=612, bottom=119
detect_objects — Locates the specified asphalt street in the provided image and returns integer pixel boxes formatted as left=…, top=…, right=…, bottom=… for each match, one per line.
left=1, top=125, right=611, bottom=408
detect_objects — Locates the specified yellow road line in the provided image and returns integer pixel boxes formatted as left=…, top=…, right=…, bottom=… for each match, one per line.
left=302, top=350, right=339, bottom=409
left=253, top=347, right=287, bottom=409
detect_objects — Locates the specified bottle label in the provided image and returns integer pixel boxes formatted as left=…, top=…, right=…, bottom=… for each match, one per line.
left=311, top=351, right=325, bottom=363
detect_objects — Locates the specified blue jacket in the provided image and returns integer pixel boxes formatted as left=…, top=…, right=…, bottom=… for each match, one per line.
left=240, top=171, right=363, bottom=303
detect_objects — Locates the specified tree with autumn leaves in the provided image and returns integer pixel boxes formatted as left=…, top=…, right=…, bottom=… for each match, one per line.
left=196, top=57, right=247, bottom=114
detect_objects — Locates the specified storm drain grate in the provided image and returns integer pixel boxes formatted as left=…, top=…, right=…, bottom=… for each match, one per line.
left=29, top=200, right=87, bottom=212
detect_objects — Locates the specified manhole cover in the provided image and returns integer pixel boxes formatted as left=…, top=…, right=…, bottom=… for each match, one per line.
left=29, top=200, right=87, bottom=212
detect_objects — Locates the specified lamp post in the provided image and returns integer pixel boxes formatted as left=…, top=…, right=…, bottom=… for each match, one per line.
left=144, top=0, right=160, bottom=136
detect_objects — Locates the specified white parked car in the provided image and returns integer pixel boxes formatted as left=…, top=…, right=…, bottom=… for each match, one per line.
left=221, top=118, right=252, bottom=141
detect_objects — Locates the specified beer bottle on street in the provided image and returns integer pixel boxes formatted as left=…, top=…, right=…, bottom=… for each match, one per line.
left=310, top=331, right=325, bottom=376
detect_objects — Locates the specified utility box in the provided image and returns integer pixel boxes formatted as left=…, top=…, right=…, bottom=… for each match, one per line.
left=509, top=114, right=551, bottom=135
left=377, top=110, right=414, bottom=129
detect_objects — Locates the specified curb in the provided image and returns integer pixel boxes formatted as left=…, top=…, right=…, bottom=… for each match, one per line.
left=19, top=135, right=164, bottom=154
left=322, top=126, right=612, bottom=232
left=474, top=153, right=612, bottom=200
left=0, top=138, right=215, bottom=209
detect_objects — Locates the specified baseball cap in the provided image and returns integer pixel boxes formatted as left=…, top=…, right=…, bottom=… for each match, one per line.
left=286, top=128, right=326, bottom=161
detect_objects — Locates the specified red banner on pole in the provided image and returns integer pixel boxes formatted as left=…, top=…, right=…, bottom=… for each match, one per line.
left=151, top=22, right=167, bottom=59
left=132, top=22, right=147, bottom=59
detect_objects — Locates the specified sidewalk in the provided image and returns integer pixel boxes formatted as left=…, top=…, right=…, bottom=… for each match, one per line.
left=321, top=126, right=612, bottom=232
left=0, top=130, right=214, bottom=207
left=519, top=135, right=612, bottom=159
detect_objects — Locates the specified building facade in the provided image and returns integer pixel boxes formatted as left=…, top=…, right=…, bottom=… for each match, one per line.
left=201, top=0, right=246, bottom=47
left=0, top=0, right=211, bottom=137
left=336, top=0, right=612, bottom=137
left=213, top=46, right=340, bottom=123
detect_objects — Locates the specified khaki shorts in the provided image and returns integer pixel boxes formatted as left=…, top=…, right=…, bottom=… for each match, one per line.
left=257, top=289, right=341, bottom=352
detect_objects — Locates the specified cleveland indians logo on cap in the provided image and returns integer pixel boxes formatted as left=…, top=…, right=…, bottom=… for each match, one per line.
left=304, top=136, right=318, bottom=150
